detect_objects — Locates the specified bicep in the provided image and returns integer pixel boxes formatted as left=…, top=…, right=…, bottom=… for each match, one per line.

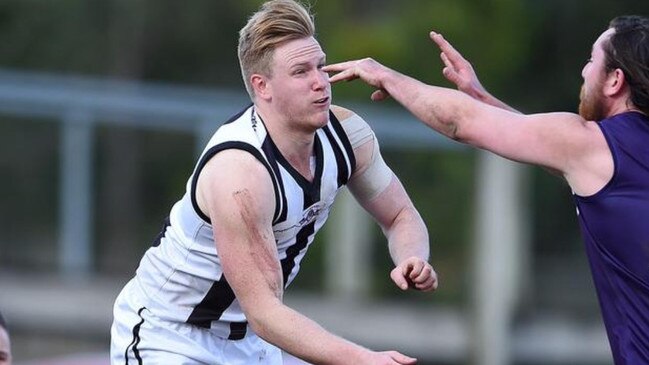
left=337, top=106, right=421, bottom=228
left=462, top=106, right=598, bottom=173
left=198, top=151, right=284, bottom=309
left=344, top=123, right=412, bottom=229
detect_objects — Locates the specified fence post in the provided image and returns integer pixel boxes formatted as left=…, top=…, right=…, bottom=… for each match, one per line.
left=59, top=110, right=94, bottom=278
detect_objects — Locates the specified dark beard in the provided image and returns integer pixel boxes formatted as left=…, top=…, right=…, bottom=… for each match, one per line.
left=578, top=85, right=606, bottom=121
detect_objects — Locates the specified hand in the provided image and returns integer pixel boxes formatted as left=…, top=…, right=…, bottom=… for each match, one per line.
left=367, top=350, right=417, bottom=365
left=390, top=257, right=438, bottom=292
left=323, top=58, right=392, bottom=101
left=429, top=31, right=487, bottom=99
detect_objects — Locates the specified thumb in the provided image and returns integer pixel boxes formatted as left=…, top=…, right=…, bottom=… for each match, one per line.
left=371, top=89, right=390, bottom=101
left=390, top=351, right=417, bottom=364
left=390, top=267, right=409, bottom=290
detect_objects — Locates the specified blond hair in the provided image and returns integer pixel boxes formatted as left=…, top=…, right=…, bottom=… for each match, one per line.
left=238, top=0, right=315, bottom=98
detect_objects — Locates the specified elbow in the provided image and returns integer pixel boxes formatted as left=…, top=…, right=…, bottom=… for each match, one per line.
left=452, top=122, right=476, bottom=145
left=438, top=115, right=471, bottom=143
left=246, top=311, right=273, bottom=341
left=443, top=105, right=479, bottom=145
left=242, top=297, right=282, bottom=339
left=429, top=102, right=470, bottom=142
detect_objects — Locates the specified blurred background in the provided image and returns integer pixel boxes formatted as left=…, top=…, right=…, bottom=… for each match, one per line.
left=1, top=0, right=648, bottom=364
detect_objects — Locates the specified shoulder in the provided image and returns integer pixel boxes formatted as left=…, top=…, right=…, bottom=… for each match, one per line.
left=197, top=149, right=276, bottom=220
left=200, top=149, right=273, bottom=191
left=331, top=104, right=357, bottom=122
left=330, top=105, right=376, bottom=152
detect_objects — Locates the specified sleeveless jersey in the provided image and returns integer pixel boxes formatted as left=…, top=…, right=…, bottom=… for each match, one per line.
left=128, top=105, right=356, bottom=340
left=573, top=111, right=649, bottom=364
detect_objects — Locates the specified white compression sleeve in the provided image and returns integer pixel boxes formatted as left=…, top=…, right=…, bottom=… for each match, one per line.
left=340, top=114, right=393, bottom=201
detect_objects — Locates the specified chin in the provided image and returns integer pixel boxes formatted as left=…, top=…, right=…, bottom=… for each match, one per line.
left=315, top=110, right=330, bottom=126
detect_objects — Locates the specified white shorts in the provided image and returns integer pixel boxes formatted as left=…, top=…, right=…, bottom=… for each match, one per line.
left=110, top=283, right=296, bottom=365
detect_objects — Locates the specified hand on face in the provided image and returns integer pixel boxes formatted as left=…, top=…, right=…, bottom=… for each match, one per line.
left=323, top=58, right=392, bottom=101
left=390, top=256, right=438, bottom=292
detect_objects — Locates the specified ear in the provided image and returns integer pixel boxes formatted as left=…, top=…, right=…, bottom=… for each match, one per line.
left=603, top=68, right=627, bottom=97
left=251, top=74, right=272, bottom=101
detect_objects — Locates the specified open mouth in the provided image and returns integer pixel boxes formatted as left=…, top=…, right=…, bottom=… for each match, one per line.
left=314, top=96, right=330, bottom=105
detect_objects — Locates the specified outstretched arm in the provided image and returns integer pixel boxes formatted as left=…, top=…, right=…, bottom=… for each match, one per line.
left=324, top=60, right=611, bottom=196
left=196, top=149, right=418, bottom=365
left=429, top=31, right=519, bottom=113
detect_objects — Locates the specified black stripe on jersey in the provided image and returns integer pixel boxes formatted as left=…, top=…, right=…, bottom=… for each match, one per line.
left=328, top=111, right=357, bottom=183
left=150, top=217, right=170, bottom=247
left=281, top=221, right=316, bottom=287
left=190, top=141, right=282, bottom=224
left=254, top=112, right=323, bottom=209
left=124, top=307, right=146, bottom=365
left=303, top=136, right=323, bottom=208
left=228, top=321, right=248, bottom=340
left=322, top=124, right=349, bottom=188
left=262, top=137, right=288, bottom=224
left=187, top=273, right=237, bottom=328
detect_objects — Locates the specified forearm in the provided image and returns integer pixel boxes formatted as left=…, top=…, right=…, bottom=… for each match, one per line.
left=385, top=205, right=430, bottom=265
left=379, top=69, right=476, bottom=141
left=248, top=300, right=368, bottom=365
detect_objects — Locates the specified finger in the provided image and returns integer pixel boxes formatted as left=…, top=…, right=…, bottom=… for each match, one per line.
left=415, top=274, right=436, bottom=291
left=442, top=67, right=461, bottom=85
left=401, top=260, right=415, bottom=277
left=408, top=260, right=425, bottom=280
left=390, top=267, right=409, bottom=290
left=418, top=271, right=439, bottom=291
left=322, top=60, right=359, bottom=73
left=410, top=264, right=431, bottom=283
left=440, top=52, right=454, bottom=70
left=429, top=31, right=466, bottom=69
left=414, top=278, right=433, bottom=291
left=328, top=69, right=358, bottom=83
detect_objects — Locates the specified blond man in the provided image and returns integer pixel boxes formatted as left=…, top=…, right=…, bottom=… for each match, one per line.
left=110, top=1, right=437, bottom=364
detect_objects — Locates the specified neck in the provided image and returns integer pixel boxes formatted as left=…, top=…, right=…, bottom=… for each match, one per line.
left=606, top=97, right=642, bottom=118
left=254, top=103, right=315, bottom=171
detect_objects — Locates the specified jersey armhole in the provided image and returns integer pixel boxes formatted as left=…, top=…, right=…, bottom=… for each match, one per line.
left=574, top=122, right=618, bottom=201
left=190, top=141, right=281, bottom=224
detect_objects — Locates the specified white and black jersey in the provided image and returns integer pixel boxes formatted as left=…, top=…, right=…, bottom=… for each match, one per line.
left=122, top=104, right=356, bottom=340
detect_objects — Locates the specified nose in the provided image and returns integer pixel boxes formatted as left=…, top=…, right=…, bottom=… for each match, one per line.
left=313, top=69, right=328, bottom=90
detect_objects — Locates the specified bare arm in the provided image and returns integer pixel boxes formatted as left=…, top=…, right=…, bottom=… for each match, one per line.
left=430, top=31, right=520, bottom=113
left=196, top=149, right=417, bottom=365
left=334, top=106, right=437, bottom=292
left=324, top=61, right=612, bottom=196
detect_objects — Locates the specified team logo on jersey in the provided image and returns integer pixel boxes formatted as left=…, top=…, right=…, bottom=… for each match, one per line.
left=276, top=202, right=325, bottom=233
left=298, top=203, right=323, bottom=227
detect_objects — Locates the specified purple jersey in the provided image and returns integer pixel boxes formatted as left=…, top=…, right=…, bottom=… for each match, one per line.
left=573, top=111, right=649, bottom=364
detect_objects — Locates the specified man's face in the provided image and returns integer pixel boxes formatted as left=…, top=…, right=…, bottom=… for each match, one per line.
left=0, top=327, right=11, bottom=365
left=579, top=28, right=614, bottom=121
left=266, top=36, right=331, bottom=131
